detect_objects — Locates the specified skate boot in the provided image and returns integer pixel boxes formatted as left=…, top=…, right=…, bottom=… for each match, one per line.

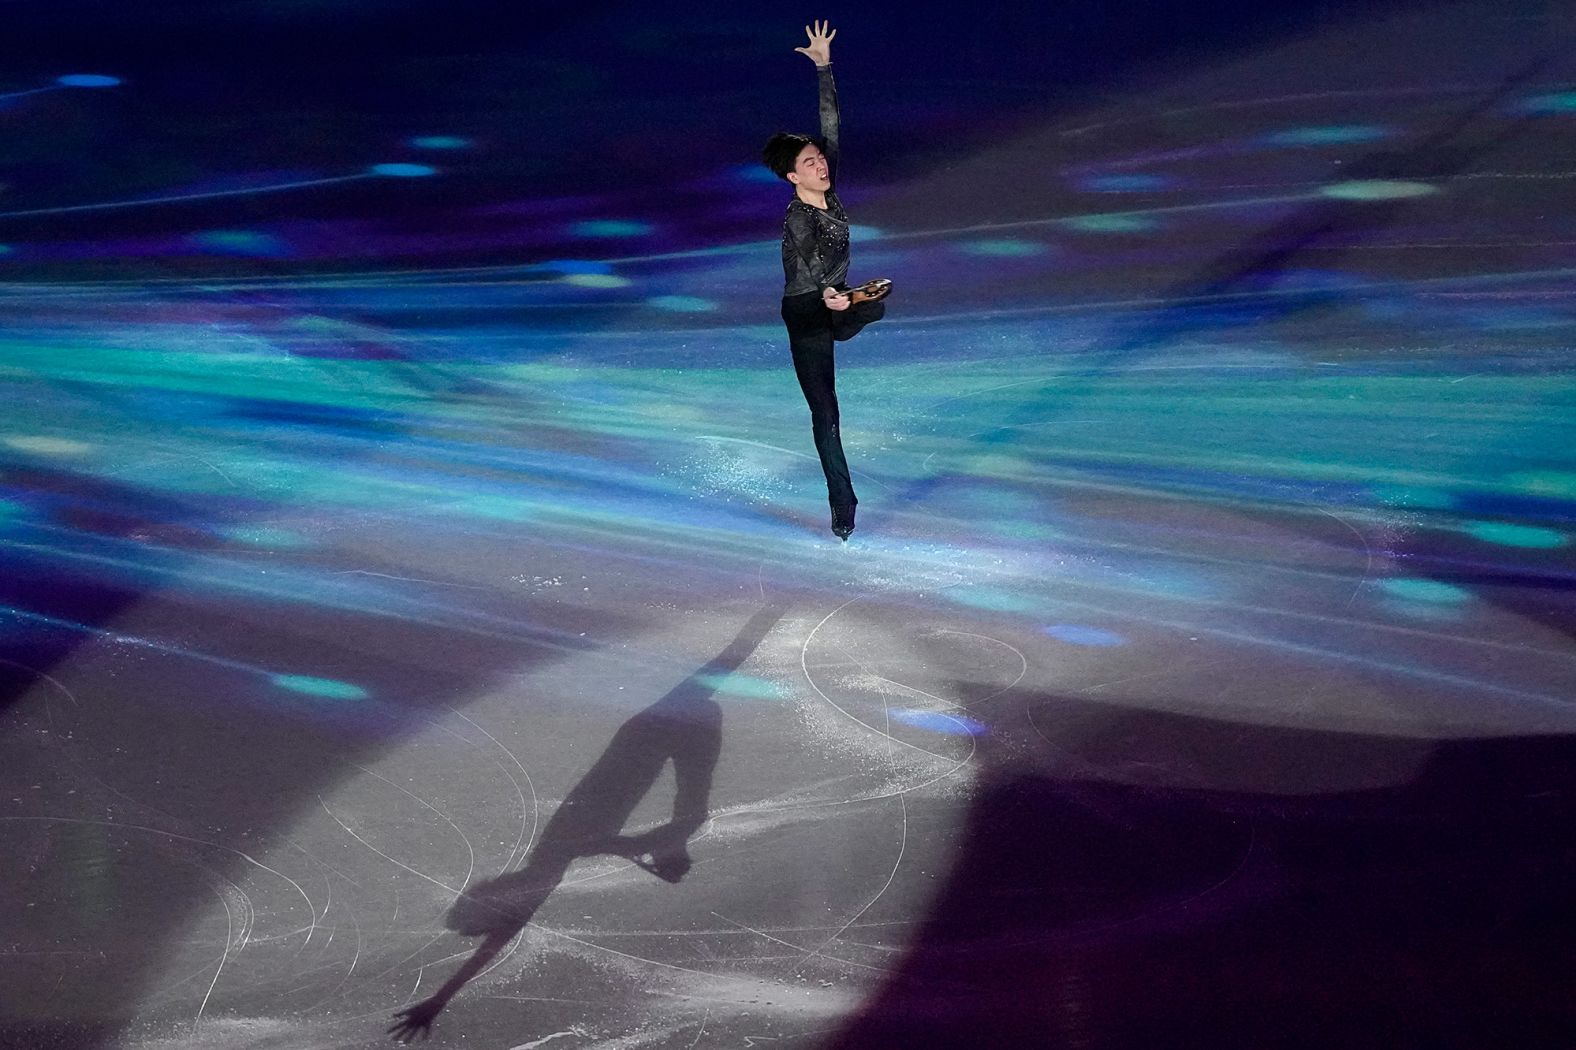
left=831, top=503, right=856, bottom=541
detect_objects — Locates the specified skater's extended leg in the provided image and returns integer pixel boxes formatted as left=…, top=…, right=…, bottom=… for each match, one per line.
left=790, top=338, right=857, bottom=510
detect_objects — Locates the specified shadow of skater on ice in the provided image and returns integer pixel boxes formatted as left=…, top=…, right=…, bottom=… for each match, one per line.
left=388, top=603, right=787, bottom=1042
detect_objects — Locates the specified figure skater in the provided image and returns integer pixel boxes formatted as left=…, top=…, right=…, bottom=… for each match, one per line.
left=761, top=21, right=891, bottom=542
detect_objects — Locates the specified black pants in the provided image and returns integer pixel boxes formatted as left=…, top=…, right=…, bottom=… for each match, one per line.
left=781, top=290, right=887, bottom=509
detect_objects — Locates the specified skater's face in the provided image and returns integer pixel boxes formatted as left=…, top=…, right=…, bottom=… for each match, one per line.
left=788, top=144, right=830, bottom=192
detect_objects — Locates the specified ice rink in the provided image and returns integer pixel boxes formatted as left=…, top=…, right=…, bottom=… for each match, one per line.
left=2, top=2, right=1574, bottom=1047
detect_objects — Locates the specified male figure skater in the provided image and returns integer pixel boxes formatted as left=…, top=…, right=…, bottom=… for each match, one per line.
left=761, top=21, right=889, bottom=541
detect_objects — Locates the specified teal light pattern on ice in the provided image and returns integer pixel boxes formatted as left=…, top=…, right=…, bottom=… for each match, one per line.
left=573, top=219, right=653, bottom=237
left=694, top=672, right=785, bottom=700
left=1381, top=579, right=1471, bottom=604
left=408, top=135, right=472, bottom=149
left=1320, top=180, right=1436, bottom=200
left=370, top=163, right=437, bottom=177
left=271, top=675, right=369, bottom=701
left=1464, top=522, right=1566, bottom=549
left=1521, top=91, right=1576, bottom=114
left=1263, top=125, right=1389, bottom=146
left=647, top=295, right=717, bottom=312
left=1061, top=213, right=1158, bottom=233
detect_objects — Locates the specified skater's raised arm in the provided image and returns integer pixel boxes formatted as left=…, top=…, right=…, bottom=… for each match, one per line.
left=795, top=21, right=840, bottom=179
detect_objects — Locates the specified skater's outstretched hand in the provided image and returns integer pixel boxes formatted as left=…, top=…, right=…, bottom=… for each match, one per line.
left=822, top=286, right=850, bottom=312
left=794, top=20, right=836, bottom=67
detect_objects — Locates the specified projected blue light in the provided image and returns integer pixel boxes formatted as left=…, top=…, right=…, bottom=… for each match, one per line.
left=370, top=163, right=437, bottom=177
left=891, top=709, right=987, bottom=736
left=1043, top=625, right=1126, bottom=647
left=57, top=74, right=121, bottom=88
left=733, top=162, right=784, bottom=184
left=1080, top=174, right=1172, bottom=192
left=539, top=259, right=615, bottom=275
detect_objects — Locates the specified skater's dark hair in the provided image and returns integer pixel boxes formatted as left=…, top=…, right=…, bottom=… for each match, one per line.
left=761, top=131, right=819, bottom=181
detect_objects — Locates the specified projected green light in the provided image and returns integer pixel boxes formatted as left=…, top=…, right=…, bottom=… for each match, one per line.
left=409, top=135, right=472, bottom=149
left=563, top=273, right=631, bottom=288
left=1463, top=521, right=1566, bottom=549
left=1522, top=91, right=1576, bottom=114
left=949, top=585, right=1041, bottom=614
left=191, top=229, right=287, bottom=256
left=1320, top=180, right=1437, bottom=200
left=1514, top=472, right=1576, bottom=498
left=1061, top=213, right=1156, bottom=233
left=1264, top=125, right=1387, bottom=146
left=573, top=219, right=652, bottom=237
left=647, top=295, right=717, bottom=312
left=1381, top=578, right=1469, bottom=604
left=271, top=674, right=368, bottom=700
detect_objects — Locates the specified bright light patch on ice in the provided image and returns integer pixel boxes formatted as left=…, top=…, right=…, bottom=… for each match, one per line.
left=891, top=709, right=987, bottom=736
left=1043, top=624, right=1126, bottom=647
left=1380, top=578, right=1469, bottom=604
left=695, top=672, right=785, bottom=700
left=573, top=219, right=653, bottom=237
left=4, top=435, right=92, bottom=456
left=1061, top=213, right=1156, bottom=233
left=1463, top=521, right=1566, bottom=549
left=959, top=239, right=1047, bottom=256
left=271, top=674, right=368, bottom=700
left=370, top=163, right=437, bottom=177
left=1263, top=125, right=1388, bottom=146
left=564, top=273, right=631, bottom=288
left=647, top=295, right=717, bottom=312
left=409, top=135, right=472, bottom=149
left=1320, top=180, right=1436, bottom=200
left=1520, top=91, right=1576, bottom=114
left=58, top=74, right=121, bottom=88
left=1080, top=173, right=1172, bottom=191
